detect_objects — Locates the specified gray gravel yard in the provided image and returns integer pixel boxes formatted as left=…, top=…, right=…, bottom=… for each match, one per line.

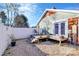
left=3, top=39, right=79, bottom=56
left=3, top=39, right=47, bottom=56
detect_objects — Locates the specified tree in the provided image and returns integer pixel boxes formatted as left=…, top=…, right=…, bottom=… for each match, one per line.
left=6, top=3, right=19, bottom=26
left=20, top=15, right=29, bottom=27
left=0, top=11, right=7, bottom=24
left=14, top=14, right=29, bottom=28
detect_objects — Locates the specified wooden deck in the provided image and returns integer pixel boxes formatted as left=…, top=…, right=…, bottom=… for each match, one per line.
left=31, top=35, right=67, bottom=46
left=31, top=35, right=49, bottom=43
left=49, top=35, right=67, bottom=45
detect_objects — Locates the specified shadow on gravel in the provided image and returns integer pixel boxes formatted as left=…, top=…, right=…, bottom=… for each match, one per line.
left=3, top=38, right=48, bottom=56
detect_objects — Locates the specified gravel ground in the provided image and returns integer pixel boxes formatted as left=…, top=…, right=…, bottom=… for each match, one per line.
left=3, top=39, right=79, bottom=56
left=3, top=39, right=47, bottom=56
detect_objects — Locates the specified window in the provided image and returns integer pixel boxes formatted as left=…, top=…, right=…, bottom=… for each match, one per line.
left=54, top=23, right=59, bottom=34
left=61, top=22, right=65, bottom=35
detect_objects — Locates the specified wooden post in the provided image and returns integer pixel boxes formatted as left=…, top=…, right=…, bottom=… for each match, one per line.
left=59, top=40, right=61, bottom=46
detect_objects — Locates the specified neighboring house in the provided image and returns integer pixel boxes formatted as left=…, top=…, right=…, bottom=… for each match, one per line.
left=14, top=15, right=29, bottom=28
left=36, top=9, right=79, bottom=44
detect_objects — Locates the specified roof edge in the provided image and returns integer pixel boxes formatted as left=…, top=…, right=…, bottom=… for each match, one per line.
left=36, top=9, right=79, bottom=27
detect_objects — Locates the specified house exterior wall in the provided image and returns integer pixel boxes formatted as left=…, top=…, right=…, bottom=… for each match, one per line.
left=38, top=16, right=55, bottom=34
left=54, top=12, right=79, bottom=20
left=37, top=10, right=79, bottom=38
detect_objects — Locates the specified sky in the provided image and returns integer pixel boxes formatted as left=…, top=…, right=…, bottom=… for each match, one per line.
left=0, top=3, right=79, bottom=27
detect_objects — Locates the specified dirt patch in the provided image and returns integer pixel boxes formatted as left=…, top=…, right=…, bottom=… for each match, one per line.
left=35, top=41, right=79, bottom=56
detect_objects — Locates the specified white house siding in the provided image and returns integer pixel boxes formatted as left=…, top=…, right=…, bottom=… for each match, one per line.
left=37, top=10, right=79, bottom=38
left=38, top=16, right=55, bottom=34
left=54, top=11, right=79, bottom=20
left=65, top=19, right=68, bottom=38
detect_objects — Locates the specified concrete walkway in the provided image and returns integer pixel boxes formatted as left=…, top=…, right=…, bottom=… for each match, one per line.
left=3, top=39, right=47, bottom=56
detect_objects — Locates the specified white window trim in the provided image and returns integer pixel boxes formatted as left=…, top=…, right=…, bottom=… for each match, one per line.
left=52, top=18, right=68, bottom=38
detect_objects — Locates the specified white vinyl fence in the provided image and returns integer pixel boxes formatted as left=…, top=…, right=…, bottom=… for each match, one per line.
left=0, top=23, right=35, bottom=56
left=0, top=24, right=11, bottom=55
left=12, top=28, right=35, bottom=39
